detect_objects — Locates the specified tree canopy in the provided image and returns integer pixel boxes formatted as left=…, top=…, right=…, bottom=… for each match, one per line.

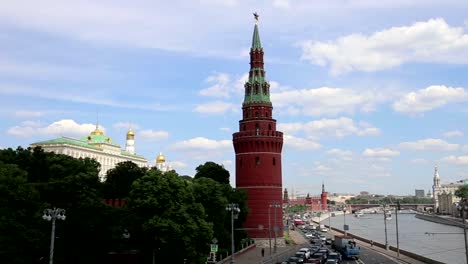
left=0, top=147, right=249, bottom=264
left=455, top=185, right=468, bottom=199
left=194, top=161, right=230, bottom=184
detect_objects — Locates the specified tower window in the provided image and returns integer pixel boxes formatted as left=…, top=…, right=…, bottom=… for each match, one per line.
left=240, top=158, right=243, bottom=167
left=255, top=123, right=259, bottom=136
left=255, top=157, right=260, bottom=166
left=273, top=158, right=276, bottom=165
left=255, top=112, right=259, bottom=118
left=268, top=124, right=272, bottom=130
left=242, top=124, right=246, bottom=131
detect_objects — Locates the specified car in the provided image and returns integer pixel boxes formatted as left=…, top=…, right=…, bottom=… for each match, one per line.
left=327, top=252, right=341, bottom=263
left=325, top=238, right=333, bottom=245
left=299, top=248, right=311, bottom=259
left=305, top=258, right=321, bottom=264
left=305, top=233, right=314, bottom=238
left=295, top=251, right=307, bottom=262
left=309, top=245, right=320, bottom=253
left=311, top=252, right=326, bottom=263
left=289, top=256, right=303, bottom=263
left=325, top=260, right=338, bottom=264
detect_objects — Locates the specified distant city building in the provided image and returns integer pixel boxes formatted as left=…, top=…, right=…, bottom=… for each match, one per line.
left=432, top=166, right=466, bottom=213
left=360, top=191, right=370, bottom=196
left=31, top=125, right=148, bottom=181
left=284, top=183, right=328, bottom=211
left=415, top=189, right=425, bottom=198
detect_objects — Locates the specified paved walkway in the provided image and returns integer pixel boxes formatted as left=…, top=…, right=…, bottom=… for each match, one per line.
left=233, top=230, right=308, bottom=264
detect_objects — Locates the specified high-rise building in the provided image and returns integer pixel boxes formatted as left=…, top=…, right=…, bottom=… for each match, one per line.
left=415, top=189, right=425, bottom=198
left=233, top=15, right=284, bottom=238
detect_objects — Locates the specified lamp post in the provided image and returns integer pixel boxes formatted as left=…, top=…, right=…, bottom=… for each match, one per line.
left=270, top=202, right=281, bottom=254
left=226, top=204, right=240, bottom=264
left=383, top=204, right=389, bottom=250
left=42, top=208, right=66, bottom=264
left=268, top=205, right=272, bottom=255
left=343, top=206, right=347, bottom=236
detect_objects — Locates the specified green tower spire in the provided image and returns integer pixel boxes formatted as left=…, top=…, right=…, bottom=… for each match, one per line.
left=243, top=14, right=271, bottom=105
left=252, top=24, right=262, bottom=50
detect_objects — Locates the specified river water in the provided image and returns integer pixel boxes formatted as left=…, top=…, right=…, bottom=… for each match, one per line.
left=319, top=213, right=466, bottom=264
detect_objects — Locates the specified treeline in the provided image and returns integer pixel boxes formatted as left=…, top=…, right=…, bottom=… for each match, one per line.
left=346, top=196, right=433, bottom=205
left=0, top=147, right=248, bottom=264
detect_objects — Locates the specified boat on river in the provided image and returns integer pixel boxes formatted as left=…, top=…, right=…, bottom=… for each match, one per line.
left=385, top=211, right=392, bottom=220
left=355, top=212, right=364, bottom=217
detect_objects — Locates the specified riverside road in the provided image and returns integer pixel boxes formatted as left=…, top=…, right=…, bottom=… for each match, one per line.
left=322, top=212, right=465, bottom=264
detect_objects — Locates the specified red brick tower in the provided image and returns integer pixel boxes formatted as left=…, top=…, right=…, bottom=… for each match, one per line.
left=321, top=182, right=328, bottom=211
left=233, top=15, right=284, bottom=238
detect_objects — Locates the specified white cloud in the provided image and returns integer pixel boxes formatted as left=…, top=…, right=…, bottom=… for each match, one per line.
left=399, top=138, right=459, bottom=151
left=170, top=161, right=188, bottom=170
left=199, top=73, right=231, bottom=98
left=15, top=110, right=44, bottom=118
left=194, top=101, right=236, bottom=114
left=326, top=148, right=353, bottom=160
left=283, top=135, right=321, bottom=150
left=300, top=18, right=468, bottom=75
left=272, top=87, right=381, bottom=116
left=440, top=155, right=468, bottom=165
left=410, top=158, right=429, bottom=164
left=139, top=130, right=169, bottom=141
left=443, top=130, right=464, bottom=138
left=113, top=122, right=140, bottom=130
left=8, top=119, right=98, bottom=138
left=362, top=148, right=400, bottom=158
left=272, top=0, right=290, bottom=9
left=219, top=127, right=231, bottom=132
left=170, top=137, right=231, bottom=151
left=279, top=117, right=380, bottom=139
left=393, top=85, right=467, bottom=114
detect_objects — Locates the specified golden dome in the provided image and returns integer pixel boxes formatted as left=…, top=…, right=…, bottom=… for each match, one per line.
left=156, top=152, right=166, bottom=163
left=90, top=126, right=104, bottom=135
left=127, top=129, right=135, bottom=137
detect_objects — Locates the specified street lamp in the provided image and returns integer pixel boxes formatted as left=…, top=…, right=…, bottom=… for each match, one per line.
left=42, top=208, right=66, bottom=264
left=383, top=204, right=389, bottom=250
left=343, top=206, right=347, bottom=236
left=226, top=204, right=240, bottom=264
left=270, top=202, right=281, bottom=254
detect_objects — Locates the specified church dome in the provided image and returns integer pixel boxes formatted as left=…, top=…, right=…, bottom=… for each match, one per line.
left=156, top=152, right=166, bottom=163
left=127, top=129, right=135, bottom=138
left=90, top=126, right=104, bottom=135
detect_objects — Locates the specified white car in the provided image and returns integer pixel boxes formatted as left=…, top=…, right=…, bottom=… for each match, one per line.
left=305, top=233, right=314, bottom=238
left=320, top=227, right=328, bottom=232
left=298, top=248, right=311, bottom=259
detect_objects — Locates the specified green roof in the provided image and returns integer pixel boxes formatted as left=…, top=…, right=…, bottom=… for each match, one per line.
left=31, top=136, right=146, bottom=160
left=80, top=133, right=119, bottom=147
left=31, top=137, right=101, bottom=150
left=252, top=24, right=262, bottom=50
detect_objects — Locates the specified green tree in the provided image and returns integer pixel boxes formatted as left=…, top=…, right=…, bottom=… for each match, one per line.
left=128, top=169, right=213, bottom=263
left=194, top=161, right=230, bottom=184
left=455, top=185, right=468, bottom=199
left=103, top=161, right=147, bottom=198
left=0, top=162, right=43, bottom=264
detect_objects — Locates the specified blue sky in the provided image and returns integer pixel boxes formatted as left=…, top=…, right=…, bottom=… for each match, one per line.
left=1, top=0, right=468, bottom=196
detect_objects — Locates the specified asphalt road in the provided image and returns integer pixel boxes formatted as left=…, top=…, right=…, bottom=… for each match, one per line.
left=302, top=229, right=402, bottom=264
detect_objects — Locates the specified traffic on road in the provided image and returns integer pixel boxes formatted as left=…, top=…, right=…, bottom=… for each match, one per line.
left=281, top=215, right=402, bottom=264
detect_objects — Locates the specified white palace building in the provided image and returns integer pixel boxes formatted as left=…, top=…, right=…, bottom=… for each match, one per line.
left=432, top=166, right=467, bottom=215
left=30, top=125, right=171, bottom=181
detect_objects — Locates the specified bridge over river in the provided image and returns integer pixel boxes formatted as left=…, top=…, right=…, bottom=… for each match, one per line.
left=347, top=204, right=434, bottom=212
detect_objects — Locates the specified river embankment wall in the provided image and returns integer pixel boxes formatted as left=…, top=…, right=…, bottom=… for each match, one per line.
left=415, top=213, right=465, bottom=228
left=312, top=214, right=445, bottom=264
